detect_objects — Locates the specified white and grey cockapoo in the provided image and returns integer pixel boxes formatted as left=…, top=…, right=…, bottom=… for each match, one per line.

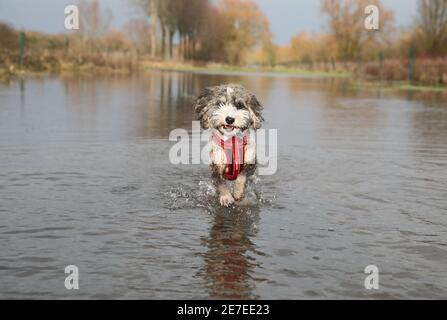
left=194, top=84, right=264, bottom=207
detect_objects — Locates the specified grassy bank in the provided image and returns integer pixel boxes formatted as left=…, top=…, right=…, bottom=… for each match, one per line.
left=0, top=54, right=139, bottom=83
left=141, top=60, right=350, bottom=78
left=0, top=58, right=350, bottom=83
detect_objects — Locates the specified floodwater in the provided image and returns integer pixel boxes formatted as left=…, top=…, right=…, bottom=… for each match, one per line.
left=0, top=70, right=446, bottom=299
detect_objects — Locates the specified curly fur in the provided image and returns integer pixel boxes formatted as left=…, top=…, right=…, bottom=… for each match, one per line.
left=193, top=84, right=264, bottom=207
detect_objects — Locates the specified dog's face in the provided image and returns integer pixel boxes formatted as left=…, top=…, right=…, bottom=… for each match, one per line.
left=194, top=84, right=264, bottom=136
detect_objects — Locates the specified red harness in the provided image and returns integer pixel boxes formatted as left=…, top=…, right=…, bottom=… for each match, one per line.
left=212, top=131, right=249, bottom=181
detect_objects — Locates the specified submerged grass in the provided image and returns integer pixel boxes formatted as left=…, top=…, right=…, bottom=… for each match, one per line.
left=350, top=80, right=447, bottom=93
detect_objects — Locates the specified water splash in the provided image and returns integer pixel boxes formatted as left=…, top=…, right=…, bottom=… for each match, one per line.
left=166, top=175, right=275, bottom=214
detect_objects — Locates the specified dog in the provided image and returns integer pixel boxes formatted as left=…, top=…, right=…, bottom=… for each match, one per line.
left=194, top=84, right=264, bottom=207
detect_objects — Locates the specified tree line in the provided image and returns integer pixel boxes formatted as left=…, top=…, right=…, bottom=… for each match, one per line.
left=130, top=0, right=271, bottom=64
left=65, top=0, right=447, bottom=65
left=1, top=0, right=447, bottom=70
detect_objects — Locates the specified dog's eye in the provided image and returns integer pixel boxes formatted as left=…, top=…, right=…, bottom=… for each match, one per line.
left=235, top=102, right=244, bottom=110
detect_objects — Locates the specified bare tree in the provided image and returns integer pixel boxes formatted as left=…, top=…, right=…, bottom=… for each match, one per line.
left=196, top=5, right=227, bottom=62
left=175, top=0, right=208, bottom=60
left=123, top=18, right=150, bottom=53
left=0, top=23, right=19, bottom=54
left=416, top=0, right=447, bottom=56
left=134, top=0, right=159, bottom=58
left=78, top=0, right=112, bottom=40
left=158, top=0, right=179, bottom=59
left=218, top=0, right=271, bottom=65
left=321, top=0, right=393, bottom=61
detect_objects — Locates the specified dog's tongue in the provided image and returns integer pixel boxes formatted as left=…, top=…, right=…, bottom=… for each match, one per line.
left=223, top=126, right=235, bottom=133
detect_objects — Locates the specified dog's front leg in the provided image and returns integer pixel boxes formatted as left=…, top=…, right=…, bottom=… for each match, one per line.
left=233, top=164, right=255, bottom=201
left=212, top=165, right=234, bottom=207
left=233, top=173, right=247, bottom=201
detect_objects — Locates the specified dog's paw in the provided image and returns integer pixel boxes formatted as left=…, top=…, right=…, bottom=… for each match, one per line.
left=219, top=194, right=234, bottom=207
left=233, top=193, right=245, bottom=202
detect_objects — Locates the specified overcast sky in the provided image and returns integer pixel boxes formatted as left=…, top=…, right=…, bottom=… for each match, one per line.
left=0, top=0, right=419, bottom=44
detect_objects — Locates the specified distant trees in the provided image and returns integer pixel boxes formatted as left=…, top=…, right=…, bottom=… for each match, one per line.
left=262, top=36, right=277, bottom=67
left=320, top=0, right=393, bottom=61
left=72, top=0, right=447, bottom=65
left=132, top=0, right=272, bottom=64
left=267, top=0, right=447, bottom=70
left=196, top=4, right=227, bottom=62
left=0, top=23, right=18, bottom=53
left=134, top=0, right=209, bottom=60
left=217, top=0, right=271, bottom=65
left=177, top=0, right=209, bottom=60
left=131, top=0, right=155, bottom=57
left=414, top=0, right=447, bottom=56
left=157, top=0, right=179, bottom=59
left=123, top=18, right=151, bottom=53
left=285, top=32, right=333, bottom=66
left=278, top=0, right=396, bottom=67
left=77, top=0, right=112, bottom=40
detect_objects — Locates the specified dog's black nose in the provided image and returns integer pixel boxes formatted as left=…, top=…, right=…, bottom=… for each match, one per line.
left=225, top=116, right=235, bottom=124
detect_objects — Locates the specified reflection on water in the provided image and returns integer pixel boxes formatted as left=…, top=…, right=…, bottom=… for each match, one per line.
left=0, top=71, right=447, bottom=299
left=168, top=179, right=264, bottom=299
left=201, top=208, right=260, bottom=299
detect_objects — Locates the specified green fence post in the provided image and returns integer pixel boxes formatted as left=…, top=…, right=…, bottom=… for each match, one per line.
left=408, top=46, right=416, bottom=84
left=19, top=32, right=26, bottom=67
left=379, top=51, right=384, bottom=82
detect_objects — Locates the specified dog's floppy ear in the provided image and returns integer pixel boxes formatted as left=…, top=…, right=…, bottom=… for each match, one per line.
left=247, top=94, right=264, bottom=129
left=194, top=87, right=215, bottom=129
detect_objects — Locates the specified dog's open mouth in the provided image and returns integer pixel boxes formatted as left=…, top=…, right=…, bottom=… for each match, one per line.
left=221, top=125, right=239, bottom=132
